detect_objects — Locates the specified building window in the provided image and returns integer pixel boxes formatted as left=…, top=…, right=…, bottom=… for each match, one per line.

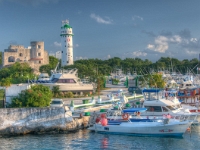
left=8, top=56, right=15, bottom=62
left=38, top=52, right=41, bottom=56
left=38, top=45, right=41, bottom=49
left=19, top=53, right=23, bottom=57
left=39, top=61, right=41, bottom=64
left=62, top=51, right=63, bottom=53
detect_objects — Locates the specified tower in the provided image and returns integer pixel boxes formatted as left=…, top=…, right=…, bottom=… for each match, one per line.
left=60, top=20, right=74, bottom=66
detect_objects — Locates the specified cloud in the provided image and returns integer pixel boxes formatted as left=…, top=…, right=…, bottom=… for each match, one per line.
left=146, top=29, right=200, bottom=56
left=186, top=49, right=199, bottom=55
left=153, top=36, right=169, bottom=53
left=90, top=13, right=112, bottom=24
left=146, top=44, right=155, bottom=50
left=132, top=15, right=143, bottom=21
left=75, top=56, right=88, bottom=60
left=107, top=54, right=111, bottom=59
left=190, top=38, right=198, bottom=43
left=132, top=51, right=147, bottom=57
left=53, top=41, right=61, bottom=47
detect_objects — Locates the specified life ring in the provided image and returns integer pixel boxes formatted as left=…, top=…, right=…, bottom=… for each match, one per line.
left=122, top=113, right=129, bottom=120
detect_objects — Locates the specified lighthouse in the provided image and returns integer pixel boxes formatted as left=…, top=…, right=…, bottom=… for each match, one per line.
left=60, top=20, right=74, bottom=66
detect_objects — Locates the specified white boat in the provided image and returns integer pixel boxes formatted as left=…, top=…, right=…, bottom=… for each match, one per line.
left=37, top=73, right=50, bottom=82
left=42, top=68, right=95, bottom=94
left=140, top=89, right=199, bottom=123
left=88, top=108, right=193, bottom=137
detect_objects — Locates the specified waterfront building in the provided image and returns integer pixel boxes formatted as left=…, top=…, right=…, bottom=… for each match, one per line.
left=2, top=41, right=49, bottom=74
left=60, top=20, right=74, bottom=66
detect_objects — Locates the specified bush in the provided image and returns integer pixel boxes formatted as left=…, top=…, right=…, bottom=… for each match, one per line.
left=65, top=92, right=74, bottom=98
left=10, top=84, right=53, bottom=108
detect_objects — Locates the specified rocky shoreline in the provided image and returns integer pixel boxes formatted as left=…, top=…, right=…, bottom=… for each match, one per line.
left=0, top=107, right=89, bottom=136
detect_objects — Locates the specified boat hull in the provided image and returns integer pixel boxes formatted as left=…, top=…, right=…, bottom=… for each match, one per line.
left=89, top=121, right=191, bottom=137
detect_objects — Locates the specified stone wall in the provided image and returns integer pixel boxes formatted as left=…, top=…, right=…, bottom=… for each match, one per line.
left=0, top=107, right=74, bottom=135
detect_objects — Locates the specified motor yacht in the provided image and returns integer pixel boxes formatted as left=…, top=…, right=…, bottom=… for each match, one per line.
left=41, top=68, right=96, bottom=94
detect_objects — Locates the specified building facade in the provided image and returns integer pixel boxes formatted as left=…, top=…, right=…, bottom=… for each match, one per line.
left=2, top=41, right=49, bottom=74
left=60, top=20, right=74, bottom=66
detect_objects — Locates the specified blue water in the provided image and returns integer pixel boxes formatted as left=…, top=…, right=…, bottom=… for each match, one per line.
left=0, top=126, right=200, bottom=150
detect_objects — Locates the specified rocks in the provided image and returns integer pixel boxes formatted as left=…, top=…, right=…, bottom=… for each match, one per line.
left=0, top=107, right=85, bottom=135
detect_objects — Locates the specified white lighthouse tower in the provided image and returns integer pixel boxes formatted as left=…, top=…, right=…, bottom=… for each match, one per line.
left=60, top=20, right=74, bottom=66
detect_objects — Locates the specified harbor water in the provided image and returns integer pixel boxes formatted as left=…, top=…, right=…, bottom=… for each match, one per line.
left=0, top=126, right=200, bottom=150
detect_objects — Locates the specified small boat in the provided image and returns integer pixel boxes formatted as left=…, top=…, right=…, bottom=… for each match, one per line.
left=88, top=108, right=193, bottom=137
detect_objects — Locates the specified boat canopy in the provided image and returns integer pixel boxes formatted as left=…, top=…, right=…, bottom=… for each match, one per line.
left=142, top=89, right=162, bottom=93
left=123, top=108, right=147, bottom=113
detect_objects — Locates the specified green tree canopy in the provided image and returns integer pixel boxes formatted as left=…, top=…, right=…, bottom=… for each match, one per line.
left=10, top=84, right=53, bottom=108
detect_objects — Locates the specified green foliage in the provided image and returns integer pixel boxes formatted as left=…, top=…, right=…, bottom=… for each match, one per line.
left=112, top=78, right=119, bottom=85
left=0, top=62, right=34, bottom=84
left=0, top=78, right=11, bottom=87
left=142, top=73, right=166, bottom=88
left=10, top=84, right=53, bottom=108
left=65, top=92, right=74, bottom=98
left=39, top=56, right=59, bottom=75
left=52, top=86, right=60, bottom=97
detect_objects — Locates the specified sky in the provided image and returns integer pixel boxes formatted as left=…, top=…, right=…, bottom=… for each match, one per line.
left=0, top=0, right=200, bottom=62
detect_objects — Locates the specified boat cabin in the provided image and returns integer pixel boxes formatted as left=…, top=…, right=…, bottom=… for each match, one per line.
left=142, top=89, right=164, bottom=101
left=141, top=89, right=180, bottom=115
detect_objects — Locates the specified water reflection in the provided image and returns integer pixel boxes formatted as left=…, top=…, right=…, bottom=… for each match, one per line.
left=101, top=138, right=108, bottom=149
left=0, top=127, right=199, bottom=150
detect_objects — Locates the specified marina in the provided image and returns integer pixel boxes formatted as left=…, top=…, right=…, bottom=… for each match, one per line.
left=1, top=1, right=200, bottom=149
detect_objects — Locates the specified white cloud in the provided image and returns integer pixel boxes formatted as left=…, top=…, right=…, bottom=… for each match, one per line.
left=170, top=35, right=182, bottom=43
left=132, top=15, right=143, bottom=21
left=133, top=51, right=147, bottom=57
left=53, top=41, right=61, bottom=47
left=185, top=49, right=199, bottom=55
left=75, top=56, right=88, bottom=60
left=190, top=38, right=198, bottom=43
left=107, top=54, right=111, bottom=59
left=90, top=13, right=112, bottom=24
left=147, top=44, right=155, bottom=50
left=153, top=36, right=169, bottom=53
left=146, top=35, right=182, bottom=53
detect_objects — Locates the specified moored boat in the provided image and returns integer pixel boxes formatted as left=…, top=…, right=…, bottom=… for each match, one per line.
left=88, top=108, right=193, bottom=137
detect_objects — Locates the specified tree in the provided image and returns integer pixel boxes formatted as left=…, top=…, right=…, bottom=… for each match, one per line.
left=10, top=84, right=53, bottom=108
left=143, top=73, right=166, bottom=88
left=39, top=56, right=59, bottom=75
left=52, top=86, right=60, bottom=97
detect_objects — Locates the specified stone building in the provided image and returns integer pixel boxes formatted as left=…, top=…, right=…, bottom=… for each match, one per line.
left=2, top=41, right=49, bottom=74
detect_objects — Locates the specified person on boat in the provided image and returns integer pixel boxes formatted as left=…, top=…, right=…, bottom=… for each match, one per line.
left=136, top=112, right=141, bottom=118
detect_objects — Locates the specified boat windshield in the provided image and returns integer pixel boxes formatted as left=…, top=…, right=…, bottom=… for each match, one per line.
left=166, top=106, right=176, bottom=110
left=143, top=92, right=163, bottom=101
left=51, top=101, right=63, bottom=104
